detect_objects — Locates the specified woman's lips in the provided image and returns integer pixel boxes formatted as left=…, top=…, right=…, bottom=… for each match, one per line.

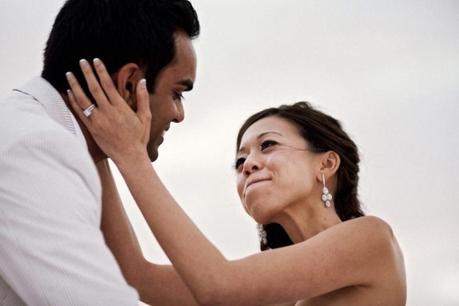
left=244, top=178, right=271, bottom=196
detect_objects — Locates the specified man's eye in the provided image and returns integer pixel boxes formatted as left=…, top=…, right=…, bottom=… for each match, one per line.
left=235, top=157, right=246, bottom=171
left=173, top=91, right=184, bottom=101
left=260, top=140, right=277, bottom=151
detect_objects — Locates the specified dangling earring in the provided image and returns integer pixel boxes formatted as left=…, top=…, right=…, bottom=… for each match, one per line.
left=321, top=173, right=333, bottom=208
left=257, top=224, right=267, bottom=244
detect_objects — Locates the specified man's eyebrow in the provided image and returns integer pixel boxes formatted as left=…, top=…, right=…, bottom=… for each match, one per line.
left=176, top=79, right=194, bottom=91
left=237, top=131, right=283, bottom=154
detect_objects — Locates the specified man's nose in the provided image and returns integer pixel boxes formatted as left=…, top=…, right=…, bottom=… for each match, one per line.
left=172, top=102, right=185, bottom=123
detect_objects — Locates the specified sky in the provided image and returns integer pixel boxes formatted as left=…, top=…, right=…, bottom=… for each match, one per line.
left=1, top=1, right=458, bottom=305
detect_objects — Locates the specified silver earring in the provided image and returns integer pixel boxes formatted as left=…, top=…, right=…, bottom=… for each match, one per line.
left=321, top=173, right=333, bottom=208
left=257, top=224, right=267, bottom=244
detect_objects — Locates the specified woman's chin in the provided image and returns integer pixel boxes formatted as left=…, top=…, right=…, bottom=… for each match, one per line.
left=247, top=202, right=276, bottom=225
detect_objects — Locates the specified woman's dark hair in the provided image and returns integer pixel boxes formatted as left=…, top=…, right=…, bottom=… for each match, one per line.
left=236, top=102, right=364, bottom=251
left=42, top=0, right=199, bottom=93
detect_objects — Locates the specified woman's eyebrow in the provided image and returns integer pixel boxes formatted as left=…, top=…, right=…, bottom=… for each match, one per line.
left=236, top=146, right=247, bottom=156
left=237, top=131, right=283, bottom=154
left=256, top=131, right=282, bottom=139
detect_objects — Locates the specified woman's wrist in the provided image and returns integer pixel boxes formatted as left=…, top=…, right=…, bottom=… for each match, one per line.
left=113, top=147, right=151, bottom=175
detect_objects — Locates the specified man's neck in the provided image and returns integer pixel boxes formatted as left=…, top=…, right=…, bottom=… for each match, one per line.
left=61, top=93, right=107, bottom=163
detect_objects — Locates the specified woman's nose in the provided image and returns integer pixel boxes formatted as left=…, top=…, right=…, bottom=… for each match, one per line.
left=242, top=153, right=262, bottom=176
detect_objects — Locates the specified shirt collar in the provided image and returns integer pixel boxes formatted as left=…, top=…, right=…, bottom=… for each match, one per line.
left=14, top=76, right=88, bottom=147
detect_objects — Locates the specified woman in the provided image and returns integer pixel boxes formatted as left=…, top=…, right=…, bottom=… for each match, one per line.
left=66, top=59, right=406, bottom=305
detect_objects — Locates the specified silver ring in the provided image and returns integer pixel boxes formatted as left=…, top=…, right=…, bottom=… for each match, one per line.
left=83, top=104, right=96, bottom=118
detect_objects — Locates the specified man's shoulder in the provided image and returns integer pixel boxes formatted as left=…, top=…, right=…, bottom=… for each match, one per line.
left=0, top=91, right=101, bottom=221
left=0, top=115, right=97, bottom=190
left=0, top=90, right=76, bottom=153
left=0, top=88, right=98, bottom=196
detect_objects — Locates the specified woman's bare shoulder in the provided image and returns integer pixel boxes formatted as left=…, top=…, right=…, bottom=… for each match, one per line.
left=340, top=215, right=395, bottom=241
left=343, top=215, right=392, bottom=228
left=290, top=215, right=406, bottom=301
left=339, top=216, right=405, bottom=290
left=336, top=215, right=401, bottom=259
left=311, top=215, right=403, bottom=275
left=302, top=215, right=403, bottom=274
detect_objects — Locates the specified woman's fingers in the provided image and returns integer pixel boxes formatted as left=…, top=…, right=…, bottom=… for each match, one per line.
left=79, top=59, right=110, bottom=108
left=92, top=58, right=120, bottom=106
left=135, top=79, right=152, bottom=144
left=66, top=71, right=93, bottom=110
left=67, top=89, right=93, bottom=129
left=65, top=59, right=150, bottom=164
left=136, top=79, right=151, bottom=125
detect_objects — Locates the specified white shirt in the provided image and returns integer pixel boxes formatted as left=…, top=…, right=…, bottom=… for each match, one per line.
left=0, top=77, right=139, bottom=305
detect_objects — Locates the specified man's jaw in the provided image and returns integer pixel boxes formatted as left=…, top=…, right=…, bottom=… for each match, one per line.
left=149, top=125, right=171, bottom=162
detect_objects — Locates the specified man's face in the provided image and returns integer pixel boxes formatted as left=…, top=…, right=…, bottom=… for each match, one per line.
left=146, top=31, right=197, bottom=161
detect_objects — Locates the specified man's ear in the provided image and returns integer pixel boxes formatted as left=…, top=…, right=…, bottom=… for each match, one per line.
left=316, top=151, right=341, bottom=183
left=112, top=63, right=144, bottom=110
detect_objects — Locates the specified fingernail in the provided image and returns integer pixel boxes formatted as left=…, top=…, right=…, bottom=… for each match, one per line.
left=93, top=58, right=101, bottom=66
left=79, top=59, right=88, bottom=67
left=66, top=89, right=73, bottom=101
left=65, top=71, right=73, bottom=79
left=140, top=79, right=147, bottom=90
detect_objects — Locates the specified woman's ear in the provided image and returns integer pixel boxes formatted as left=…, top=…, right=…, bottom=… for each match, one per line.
left=317, top=151, right=341, bottom=182
left=112, top=63, right=143, bottom=109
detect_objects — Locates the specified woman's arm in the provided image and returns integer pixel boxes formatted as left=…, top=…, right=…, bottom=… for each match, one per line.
left=118, top=158, right=397, bottom=306
left=67, top=59, right=401, bottom=306
left=96, top=160, right=199, bottom=306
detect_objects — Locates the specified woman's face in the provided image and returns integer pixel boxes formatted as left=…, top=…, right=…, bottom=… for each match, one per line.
left=236, top=116, right=320, bottom=224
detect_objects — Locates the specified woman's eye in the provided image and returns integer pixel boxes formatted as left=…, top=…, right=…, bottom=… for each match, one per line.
left=235, top=157, right=246, bottom=171
left=260, top=140, right=277, bottom=151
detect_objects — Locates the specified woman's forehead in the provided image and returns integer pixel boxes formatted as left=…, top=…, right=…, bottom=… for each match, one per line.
left=239, top=117, right=303, bottom=147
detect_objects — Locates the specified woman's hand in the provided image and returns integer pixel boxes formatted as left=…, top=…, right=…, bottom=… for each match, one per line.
left=66, top=58, right=151, bottom=167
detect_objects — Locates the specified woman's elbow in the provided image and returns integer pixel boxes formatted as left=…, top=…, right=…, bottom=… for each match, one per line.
left=191, top=272, right=236, bottom=306
left=192, top=282, right=226, bottom=306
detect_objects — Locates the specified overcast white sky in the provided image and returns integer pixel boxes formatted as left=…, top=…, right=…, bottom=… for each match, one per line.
left=1, top=1, right=458, bottom=305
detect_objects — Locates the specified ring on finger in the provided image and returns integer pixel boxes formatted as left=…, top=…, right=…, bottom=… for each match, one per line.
left=83, top=104, right=96, bottom=118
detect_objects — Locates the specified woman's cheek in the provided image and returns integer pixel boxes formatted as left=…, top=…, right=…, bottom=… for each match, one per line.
left=265, top=151, right=280, bottom=167
left=236, top=177, right=245, bottom=199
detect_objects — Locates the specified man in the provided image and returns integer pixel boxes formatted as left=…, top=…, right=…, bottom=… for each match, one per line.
left=0, top=0, right=199, bottom=304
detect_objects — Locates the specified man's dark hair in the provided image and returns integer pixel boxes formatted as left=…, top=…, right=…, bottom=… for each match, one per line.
left=237, top=102, right=364, bottom=251
left=42, top=0, right=200, bottom=93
